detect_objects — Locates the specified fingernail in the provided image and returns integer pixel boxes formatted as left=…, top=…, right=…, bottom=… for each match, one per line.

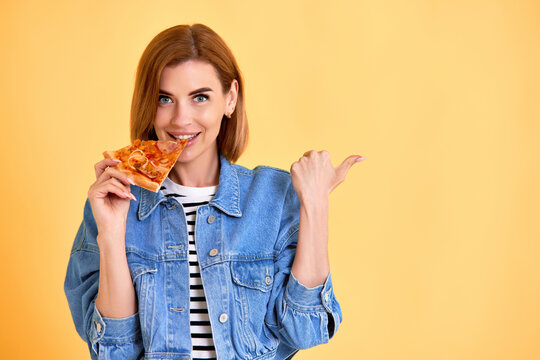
left=127, top=177, right=135, bottom=185
left=112, top=158, right=121, bottom=163
left=131, top=194, right=137, bottom=201
left=356, top=156, right=366, bottom=162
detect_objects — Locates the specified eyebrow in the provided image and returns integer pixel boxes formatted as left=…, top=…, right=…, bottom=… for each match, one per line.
left=159, top=87, right=213, bottom=96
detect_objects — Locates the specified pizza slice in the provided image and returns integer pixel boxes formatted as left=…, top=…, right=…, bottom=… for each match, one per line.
left=103, top=139, right=188, bottom=193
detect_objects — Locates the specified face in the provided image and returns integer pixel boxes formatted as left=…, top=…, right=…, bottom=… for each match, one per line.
left=154, top=59, right=237, bottom=166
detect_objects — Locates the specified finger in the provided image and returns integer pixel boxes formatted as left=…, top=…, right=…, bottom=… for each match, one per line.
left=91, top=176, right=130, bottom=197
left=95, top=158, right=121, bottom=179
left=302, top=150, right=315, bottom=158
left=97, top=166, right=135, bottom=187
left=103, top=178, right=136, bottom=200
left=90, top=180, right=134, bottom=201
left=107, top=177, right=132, bottom=196
left=107, top=178, right=137, bottom=201
left=335, top=155, right=363, bottom=182
left=108, top=182, right=136, bottom=201
left=355, top=155, right=366, bottom=162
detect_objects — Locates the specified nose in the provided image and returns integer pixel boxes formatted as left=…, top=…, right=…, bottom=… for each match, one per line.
left=171, top=101, right=193, bottom=126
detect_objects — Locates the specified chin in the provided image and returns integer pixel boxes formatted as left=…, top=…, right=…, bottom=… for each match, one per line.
left=176, top=149, right=196, bottom=163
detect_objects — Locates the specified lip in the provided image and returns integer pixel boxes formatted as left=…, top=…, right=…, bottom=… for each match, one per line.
left=168, top=132, right=201, bottom=146
left=168, top=131, right=200, bottom=136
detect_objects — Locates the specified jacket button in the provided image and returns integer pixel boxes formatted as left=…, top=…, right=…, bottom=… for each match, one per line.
left=95, top=321, right=102, bottom=334
left=209, top=248, right=218, bottom=256
left=219, top=313, right=228, bottom=323
left=324, top=289, right=332, bottom=303
left=265, top=275, right=272, bottom=285
left=207, top=215, right=215, bottom=224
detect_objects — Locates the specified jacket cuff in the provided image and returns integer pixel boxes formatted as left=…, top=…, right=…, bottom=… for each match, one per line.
left=89, top=300, right=141, bottom=354
left=285, top=271, right=335, bottom=313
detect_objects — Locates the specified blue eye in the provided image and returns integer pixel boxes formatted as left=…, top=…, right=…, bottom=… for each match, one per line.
left=194, top=94, right=208, bottom=103
left=158, top=95, right=172, bottom=104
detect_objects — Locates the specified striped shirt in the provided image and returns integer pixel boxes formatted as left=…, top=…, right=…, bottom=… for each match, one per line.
left=161, top=176, right=218, bottom=360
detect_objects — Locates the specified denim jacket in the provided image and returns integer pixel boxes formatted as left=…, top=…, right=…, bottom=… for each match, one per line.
left=64, top=154, right=342, bottom=360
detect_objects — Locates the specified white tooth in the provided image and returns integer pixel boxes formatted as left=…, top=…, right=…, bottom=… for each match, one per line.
left=173, top=134, right=196, bottom=140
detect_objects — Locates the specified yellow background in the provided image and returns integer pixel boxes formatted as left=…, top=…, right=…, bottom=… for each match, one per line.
left=1, top=0, right=539, bottom=359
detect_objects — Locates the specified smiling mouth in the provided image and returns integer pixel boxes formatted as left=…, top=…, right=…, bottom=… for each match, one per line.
left=168, top=132, right=200, bottom=141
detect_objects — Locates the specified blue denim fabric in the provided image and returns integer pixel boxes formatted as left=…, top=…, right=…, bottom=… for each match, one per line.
left=64, top=154, right=342, bottom=360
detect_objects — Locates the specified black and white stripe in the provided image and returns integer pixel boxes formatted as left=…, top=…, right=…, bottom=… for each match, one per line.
left=161, top=177, right=218, bottom=360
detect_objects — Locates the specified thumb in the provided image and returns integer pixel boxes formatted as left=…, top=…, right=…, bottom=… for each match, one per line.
left=336, top=155, right=365, bottom=181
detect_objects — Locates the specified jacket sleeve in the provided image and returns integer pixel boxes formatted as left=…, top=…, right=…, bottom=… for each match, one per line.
left=264, top=181, right=343, bottom=350
left=64, top=199, right=144, bottom=359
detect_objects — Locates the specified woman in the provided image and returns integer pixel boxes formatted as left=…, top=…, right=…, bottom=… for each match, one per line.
left=64, top=23, right=363, bottom=360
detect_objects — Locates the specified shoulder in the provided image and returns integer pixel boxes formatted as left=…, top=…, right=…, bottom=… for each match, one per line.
left=230, top=162, right=298, bottom=207
left=231, top=163, right=294, bottom=200
left=231, top=162, right=292, bottom=187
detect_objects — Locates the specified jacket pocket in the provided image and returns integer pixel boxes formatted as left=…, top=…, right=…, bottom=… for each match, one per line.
left=230, top=258, right=278, bottom=357
left=231, top=259, right=274, bottom=292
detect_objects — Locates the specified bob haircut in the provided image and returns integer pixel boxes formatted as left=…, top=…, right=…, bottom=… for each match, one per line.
left=130, top=24, right=248, bottom=163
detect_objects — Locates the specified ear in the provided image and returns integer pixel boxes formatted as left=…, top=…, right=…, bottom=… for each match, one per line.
left=227, top=79, right=239, bottom=108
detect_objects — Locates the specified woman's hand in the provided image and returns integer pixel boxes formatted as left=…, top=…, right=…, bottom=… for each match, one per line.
left=289, top=150, right=364, bottom=287
left=290, top=150, right=365, bottom=205
left=88, top=158, right=136, bottom=240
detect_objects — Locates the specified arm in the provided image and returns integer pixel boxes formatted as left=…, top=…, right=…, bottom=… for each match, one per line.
left=291, top=197, right=330, bottom=288
left=96, top=231, right=137, bottom=318
left=64, top=199, right=143, bottom=359
left=264, top=151, right=364, bottom=349
left=264, top=181, right=341, bottom=350
left=291, top=151, right=364, bottom=288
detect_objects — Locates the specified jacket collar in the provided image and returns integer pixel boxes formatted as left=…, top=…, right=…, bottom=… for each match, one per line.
left=138, top=153, right=242, bottom=221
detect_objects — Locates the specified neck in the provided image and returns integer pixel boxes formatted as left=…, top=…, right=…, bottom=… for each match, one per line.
left=169, top=149, right=220, bottom=187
